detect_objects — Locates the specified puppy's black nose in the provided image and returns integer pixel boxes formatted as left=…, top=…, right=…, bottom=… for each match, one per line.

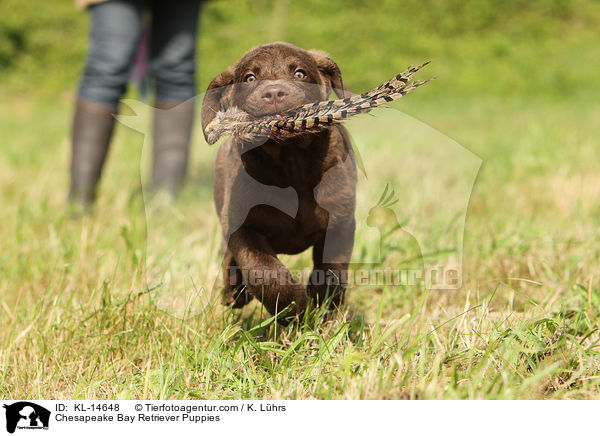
left=262, top=86, right=288, bottom=104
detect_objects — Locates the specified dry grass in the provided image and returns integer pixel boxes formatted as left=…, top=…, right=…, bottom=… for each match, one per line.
left=1, top=94, right=599, bottom=399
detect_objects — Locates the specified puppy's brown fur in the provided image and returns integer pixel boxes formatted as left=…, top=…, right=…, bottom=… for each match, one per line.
left=202, top=42, right=356, bottom=321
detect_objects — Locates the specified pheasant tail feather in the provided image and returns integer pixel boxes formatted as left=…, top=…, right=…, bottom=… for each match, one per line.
left=204, top=62, right=433, bottom=145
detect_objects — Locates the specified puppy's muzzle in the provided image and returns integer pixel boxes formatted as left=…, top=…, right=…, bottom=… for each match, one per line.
left=262, top=85, right=288, bottom=105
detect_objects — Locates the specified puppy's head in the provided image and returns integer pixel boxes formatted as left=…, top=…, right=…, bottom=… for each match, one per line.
left=201, top=42, right=348, bottom=143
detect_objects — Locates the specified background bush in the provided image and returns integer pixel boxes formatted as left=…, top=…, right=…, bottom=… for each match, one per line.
left=1, top=0, right=599, bottom=101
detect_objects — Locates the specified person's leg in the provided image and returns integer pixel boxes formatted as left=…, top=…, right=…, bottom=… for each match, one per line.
left=70, top=0, right=144, bottom=206
left=148, top=0, right=202, bottom=194
left=69, top=99, right=118, bottom=207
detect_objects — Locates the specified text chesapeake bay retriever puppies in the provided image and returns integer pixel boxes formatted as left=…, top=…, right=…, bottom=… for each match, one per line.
left=202, top=42, right=356, bottom=321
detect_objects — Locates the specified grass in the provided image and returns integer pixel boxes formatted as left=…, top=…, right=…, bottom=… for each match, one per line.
left=1, top=91, right=599, bottom=400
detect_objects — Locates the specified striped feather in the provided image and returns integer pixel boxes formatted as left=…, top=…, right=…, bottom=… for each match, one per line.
left=204, top=62, right=432, bottom=145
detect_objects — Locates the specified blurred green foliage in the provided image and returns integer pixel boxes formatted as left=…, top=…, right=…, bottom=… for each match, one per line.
left=1, top=0, right=599, bottom=100
left=0, top=1, right=88, bottom=91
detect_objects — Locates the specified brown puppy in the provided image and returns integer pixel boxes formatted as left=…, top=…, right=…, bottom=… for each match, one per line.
left=202, top=42, right=356, bottom=321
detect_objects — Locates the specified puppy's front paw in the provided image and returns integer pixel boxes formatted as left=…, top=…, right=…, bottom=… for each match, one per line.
left=264, top=284, right=308, bottom=324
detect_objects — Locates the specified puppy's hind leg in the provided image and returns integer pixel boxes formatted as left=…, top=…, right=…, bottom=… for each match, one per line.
left=222, top=247, right=254, bottom=308
left=308, top=222, right=355, bottom=308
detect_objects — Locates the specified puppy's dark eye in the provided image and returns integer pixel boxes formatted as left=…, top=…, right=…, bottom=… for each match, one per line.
left=293, top=69, right=306, bottom=79
left=244, top=73, right=257, bottom=83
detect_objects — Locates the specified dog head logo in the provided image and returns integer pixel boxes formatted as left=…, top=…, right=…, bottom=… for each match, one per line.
left=3, top=402, right=50, bottom=434
left=117, top=82, right=481, bottom=317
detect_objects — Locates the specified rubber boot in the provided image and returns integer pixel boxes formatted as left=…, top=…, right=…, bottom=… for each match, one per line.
left=68, top=99, right=116, bottom=207
left=151, top=100, right=195, bottom=195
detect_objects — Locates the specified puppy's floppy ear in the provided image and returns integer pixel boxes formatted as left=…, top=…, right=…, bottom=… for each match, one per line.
left=309, top=50, right=352, bottom=99
left=201, top=68, right=235, bottom=143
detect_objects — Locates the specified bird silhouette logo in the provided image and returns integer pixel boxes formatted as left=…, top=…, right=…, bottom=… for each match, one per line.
left=366, top=184, right=423, bottom=268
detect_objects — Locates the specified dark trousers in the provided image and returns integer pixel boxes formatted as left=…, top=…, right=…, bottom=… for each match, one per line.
left=78, top=0, right=202, bottom=108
